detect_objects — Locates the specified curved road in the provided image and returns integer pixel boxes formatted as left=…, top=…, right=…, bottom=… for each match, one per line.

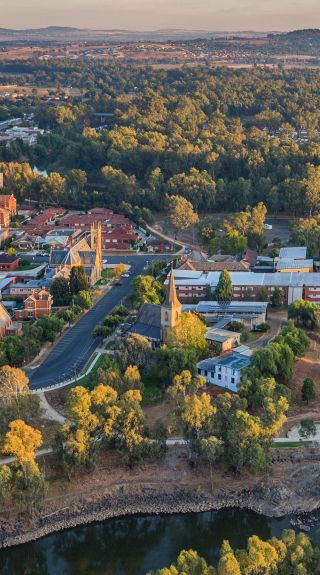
left=28, top=255, right=169, bottom=390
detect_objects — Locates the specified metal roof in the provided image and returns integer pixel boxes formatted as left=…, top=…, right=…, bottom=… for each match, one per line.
left=171, top=270, right=320, bottom=288
left=206, top=328, right=240, bottom=343
left=197, top=353, right=251, bottom=371
left=279, top=247, right=307, bottom=260
left=186, top=301, right=268, bottom=314
left=277, top=259, right=313, bottom=270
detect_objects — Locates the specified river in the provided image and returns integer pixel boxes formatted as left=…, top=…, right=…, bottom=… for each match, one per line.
left=1, top=508, right=319, bottom=575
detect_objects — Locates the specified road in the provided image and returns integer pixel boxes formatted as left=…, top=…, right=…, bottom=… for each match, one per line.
left=27, top=254, right=171, bottom=390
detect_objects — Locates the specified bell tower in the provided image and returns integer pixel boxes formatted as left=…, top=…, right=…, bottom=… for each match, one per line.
left=161, top=268, right=182, bottom=342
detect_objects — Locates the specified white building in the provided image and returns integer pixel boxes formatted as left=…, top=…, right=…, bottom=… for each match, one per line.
left=197, top=346, right=253, bottom=393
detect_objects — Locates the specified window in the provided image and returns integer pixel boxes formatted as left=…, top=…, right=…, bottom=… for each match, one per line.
left=165, top=311, right=169, bottom=321
left=204, top=370, right=207, bottom=376
left=231, top=377, right=235, bottom=384
left=218, top=374, right=221, bottom=380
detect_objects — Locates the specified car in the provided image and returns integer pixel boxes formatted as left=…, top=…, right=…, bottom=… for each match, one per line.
left=122, top=273, right=130, bottom=277
left=263, top=224, right=273, bottom=230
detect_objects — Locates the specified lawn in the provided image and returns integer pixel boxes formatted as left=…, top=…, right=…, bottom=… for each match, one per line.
left=272, top=440, right=312, bottom=448
left=17, top=262, right=39, bottom=271
left=142, top=374, right=163, bottom=405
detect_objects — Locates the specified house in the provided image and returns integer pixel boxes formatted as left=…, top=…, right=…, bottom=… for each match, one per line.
left=10, top=280, right=52, bottom=298
left=0, top=302, right=22, bottom=337
left=15, top=288, right=52, bottom=320
left=197, top=346, right=253, bottom=393
left=128, top=270, right=182, bottom=344
left=0, top=254, right=20, bottom=271
left=0, top=194, right=16, bottom=215
left=205, top=328, right=241, bottom=352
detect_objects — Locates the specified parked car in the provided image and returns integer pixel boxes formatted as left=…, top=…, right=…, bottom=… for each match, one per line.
left=263, top=224, right=273, bottom=230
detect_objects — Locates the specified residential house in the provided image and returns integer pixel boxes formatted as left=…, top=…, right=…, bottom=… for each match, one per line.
left=197, top=346, right=253, bottom=393
left=15, top=288, right=53, bottom=320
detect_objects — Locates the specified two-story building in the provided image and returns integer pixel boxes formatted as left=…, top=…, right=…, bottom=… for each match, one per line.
left=15, top=288, right=53, bottom=320
left=197, top=346, right=253, bottom=393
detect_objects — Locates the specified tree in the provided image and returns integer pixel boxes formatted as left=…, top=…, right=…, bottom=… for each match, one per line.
left=168, top=169, right=216, bottom=211
left=40, top=172, right=66, bottom=201
left=166, top=312, right=207, bottom=355
left=220, top=232, right=247, bottom=256
left=167, top=195, right=199, bottom=236
left=218, top=540, right=241, bottom=575
left=302, top=163, right=320, bottom=215
left=117, top=334, right=152, bottom=371
left=0, top=365, right=29, bottom=406
left=271, top=287, right=284, bottom=307
left=69, top=266, right=88, bottom=295
left=301, top=378, right=316, bottom=403
left=50, top=276, right=70, bottom=306
left=299, top=419, right=317, bottom=440
left=155, top=346, right=198, bottom=383
left=73, top=290, right=93, bottom=310
left=3, top=419, right=43, bottom=470
left=114, top=263, right=126, bottom=277
left=215, top=270, right=233, bottom=303
left=288, top=299, right=319, bottom=329
left=131, top=275, right=163, bottom=306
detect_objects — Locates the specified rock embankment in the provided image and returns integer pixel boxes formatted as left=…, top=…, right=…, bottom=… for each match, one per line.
left=2, top=468, right=320, bottom=549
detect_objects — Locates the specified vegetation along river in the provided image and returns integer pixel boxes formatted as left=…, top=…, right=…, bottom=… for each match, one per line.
left=1, top=508, right=320, bottom=575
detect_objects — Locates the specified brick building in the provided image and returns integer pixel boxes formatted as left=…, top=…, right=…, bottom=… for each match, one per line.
left=0, top=254, right=20, bottom=271
left=15, top=288, right=53, bottom=320
left=0, top=194, right=16, bottom=215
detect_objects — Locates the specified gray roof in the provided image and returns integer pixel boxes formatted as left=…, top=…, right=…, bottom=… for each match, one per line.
left=183, top=301, right=268, bottom=314
left=197, top=353, right=251, bottom=372
left=279, top=247, right=307, bottom=260
left=172, top=270, right=320, bottom=288
left=127, top=303, right=161, bottom=341
left=206, top=328, right=240, bottom=343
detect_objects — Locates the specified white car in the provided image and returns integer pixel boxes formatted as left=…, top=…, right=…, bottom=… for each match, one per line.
left=264, top=224, right=273, bottom=230
left=122, top=273, right=130, bottom=278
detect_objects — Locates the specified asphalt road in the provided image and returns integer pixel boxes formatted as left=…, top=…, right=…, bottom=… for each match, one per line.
left=28, top=254, right=171, bottom=390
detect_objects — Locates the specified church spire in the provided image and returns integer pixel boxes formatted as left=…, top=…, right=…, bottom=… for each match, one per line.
left=165, top=267, right=180, bottom=307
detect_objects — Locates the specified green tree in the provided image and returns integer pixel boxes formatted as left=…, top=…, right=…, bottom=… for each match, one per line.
left=131, top=275, right=163, bottom=306
left=214, top=270, right=233, bottom=303
left=167, top=312, right=207, bottom=356
left=69, top=266, right=88, bottom=295
left=73, top=290, right=93, bottom=310
left=301, top=378, right=316, bottom=403
left=218, top=540, right=241, bottom=575
left=299, top=419, right=317, bottom=440
left=288, top=299, right=319, bottom=329
left=50, top=276, right=70, bottom=306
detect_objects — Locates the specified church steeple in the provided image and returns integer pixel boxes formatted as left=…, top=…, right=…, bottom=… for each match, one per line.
left=165, top=267, right=180, bottom=307
left=160, top=267, right=182, bottom=342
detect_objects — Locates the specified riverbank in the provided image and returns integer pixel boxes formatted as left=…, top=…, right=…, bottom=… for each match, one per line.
left=1, top=445, right=320, bottom=549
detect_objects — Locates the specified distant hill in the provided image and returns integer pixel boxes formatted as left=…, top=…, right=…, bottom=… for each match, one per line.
left=267, top=29, right=320, bottom=52
left=0, top=26, right=272, bottom=43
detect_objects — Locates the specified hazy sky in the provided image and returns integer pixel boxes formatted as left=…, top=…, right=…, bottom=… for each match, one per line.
left=3, top=0, right=320, bottom=31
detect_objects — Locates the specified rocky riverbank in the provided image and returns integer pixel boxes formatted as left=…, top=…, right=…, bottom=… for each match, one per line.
left=1, top=447, right=320, bottom=549
left=0, top=479, right=320, bottom=549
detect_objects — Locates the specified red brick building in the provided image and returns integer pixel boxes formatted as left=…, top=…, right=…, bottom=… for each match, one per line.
left=0, top=254, right=20, bottom=271
left=15, top=288, right=53, bottom=320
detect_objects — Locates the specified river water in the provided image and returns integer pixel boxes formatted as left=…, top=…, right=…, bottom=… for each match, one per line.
left=1, top=508, right=319, bottom=575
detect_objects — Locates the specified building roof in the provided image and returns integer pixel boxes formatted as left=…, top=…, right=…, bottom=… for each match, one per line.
left=279, top=246, right=307, bottom=260
left=170, top=270, right=320, bottom=288
left=128, top=303, right=161, bottom=341
left=0, top=254, right=19, bottom=264
left=178, top=259, right=249, bottom=272
left=197, top=352, right=251, bottom=372
left=205, top=328, right=240, bottom=343
left=277, top=259, right=313, bottom=270
left=183, top=301, right=268, bottom=314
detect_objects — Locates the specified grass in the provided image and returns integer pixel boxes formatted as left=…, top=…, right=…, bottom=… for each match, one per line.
left=17, top=262, right=39, bottom=271
left=272, top=440, right=313, bottom=448
left=142, top=374, right=163, bottom=405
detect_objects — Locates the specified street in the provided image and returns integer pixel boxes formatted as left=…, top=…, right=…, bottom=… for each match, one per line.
left=27, top=254, right=171, bottom=390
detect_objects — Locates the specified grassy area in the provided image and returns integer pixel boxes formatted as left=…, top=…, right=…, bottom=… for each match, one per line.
left=272, top=440, right=312, bottom=448
left=101, top=269, right=114, bottom=279
left=17, top=262, right=39, bottom=271
left=142, top=374, right=162, bottom=405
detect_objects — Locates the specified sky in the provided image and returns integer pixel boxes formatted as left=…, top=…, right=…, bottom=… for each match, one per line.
left=2, top=0, right=320, bottom=31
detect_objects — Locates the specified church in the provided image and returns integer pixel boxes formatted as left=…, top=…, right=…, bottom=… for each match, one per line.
left=128, top=271, right=182, bottom=344
left=48, top=223, right=102, bottom=286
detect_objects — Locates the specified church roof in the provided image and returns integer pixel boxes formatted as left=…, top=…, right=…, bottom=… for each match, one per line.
left=0, top=302, right=12, bottom=328
left=127, top=303, right=161, bottom=341
left=165, top=270, right=180, bottom=307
